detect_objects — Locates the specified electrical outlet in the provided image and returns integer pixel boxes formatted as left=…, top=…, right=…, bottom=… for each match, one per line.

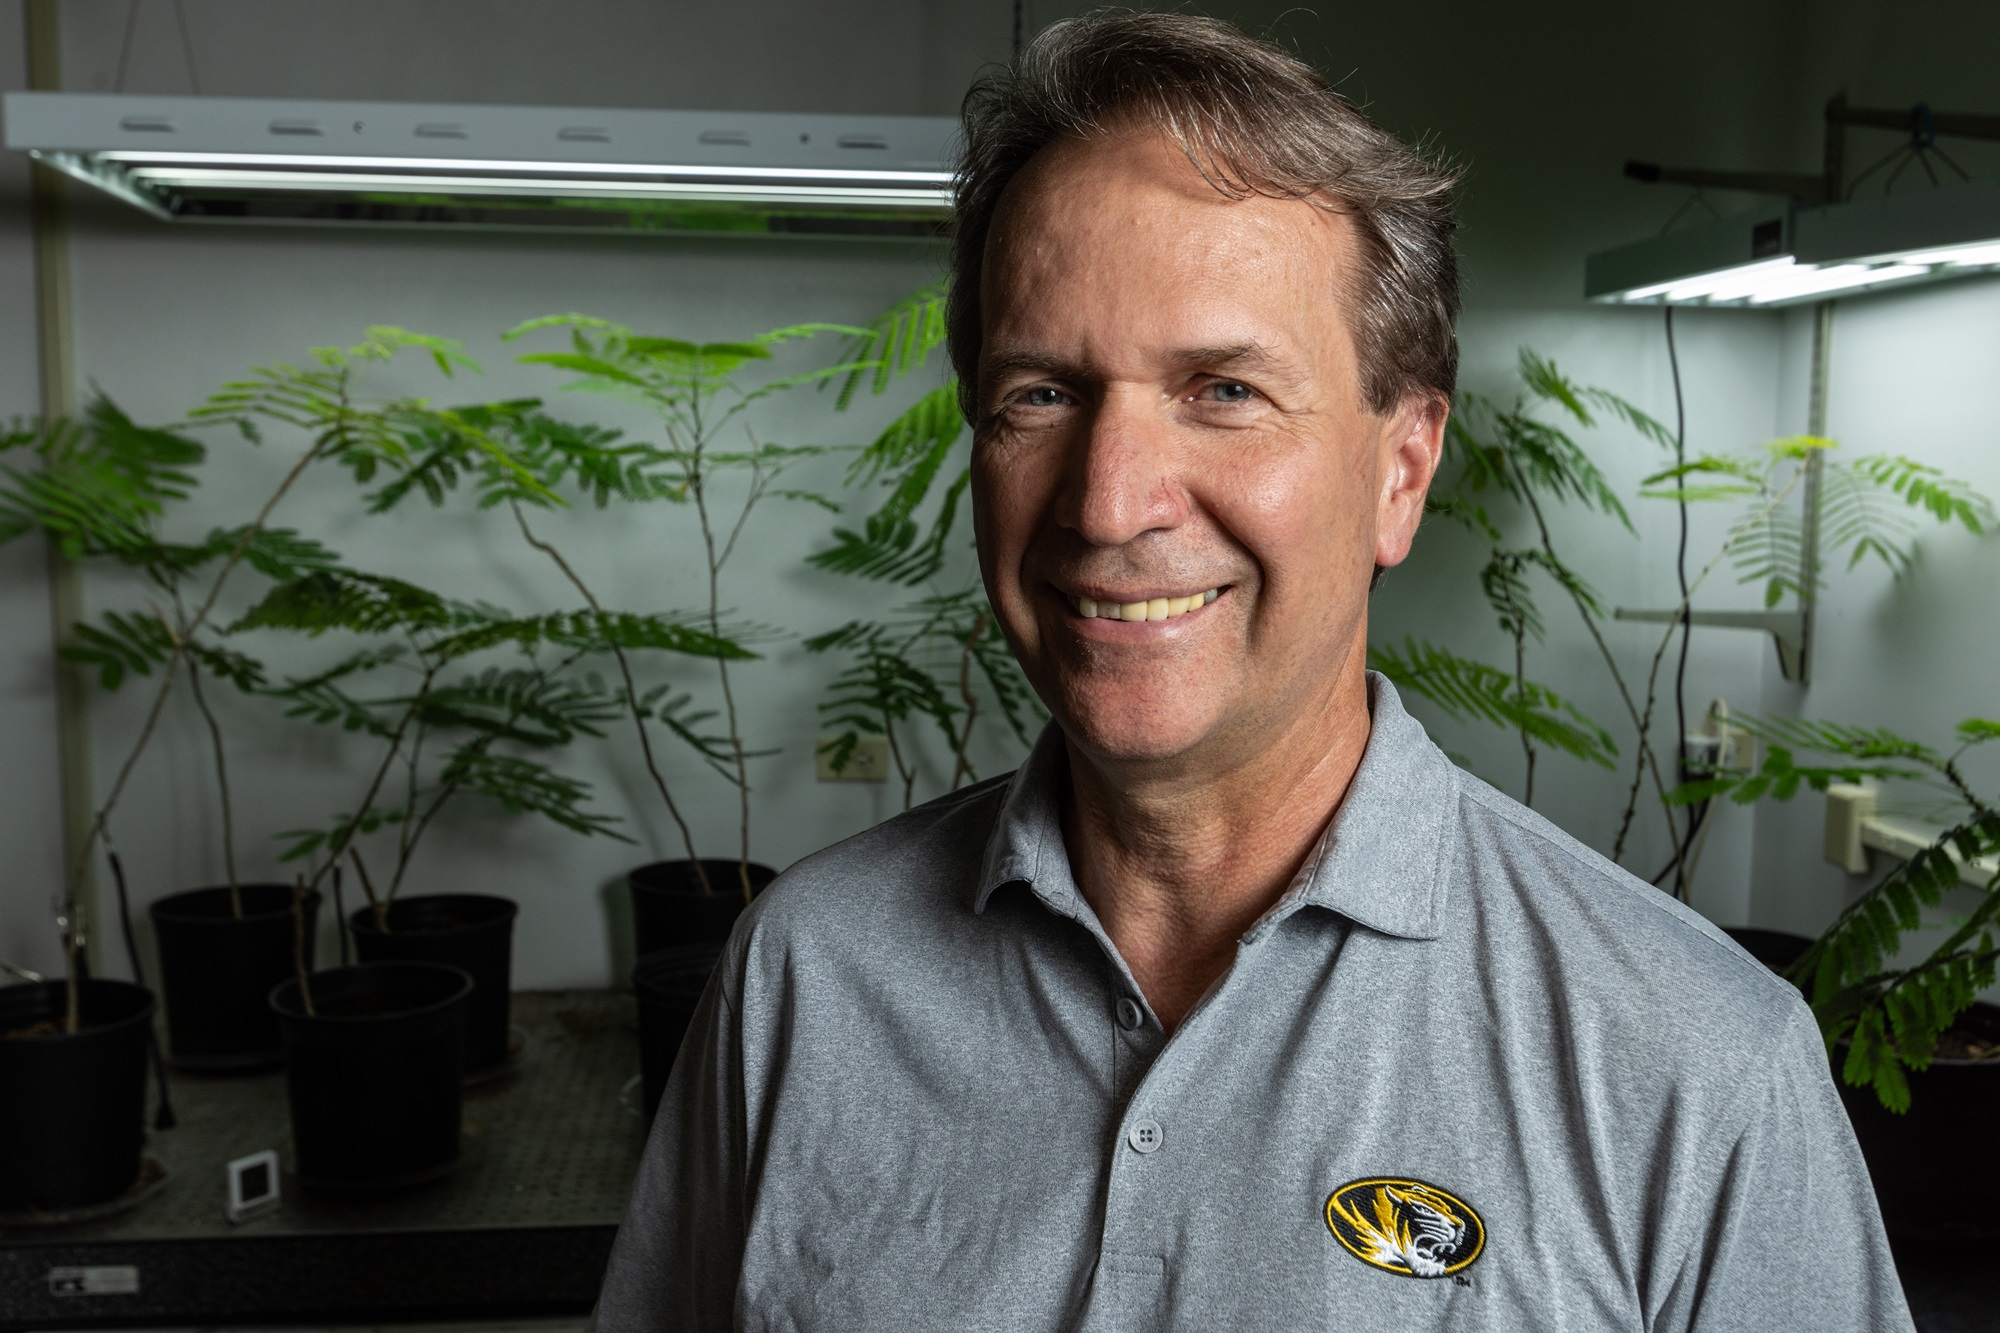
left=1714, top=724, right=1756, bottom=772
left=817, top=735, right=889, bottom=782
left=1691, top=700, right=1756, bottom=774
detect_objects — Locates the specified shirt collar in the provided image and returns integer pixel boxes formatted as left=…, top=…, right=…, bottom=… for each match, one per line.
left=974, top=672, right=1455, bottom=942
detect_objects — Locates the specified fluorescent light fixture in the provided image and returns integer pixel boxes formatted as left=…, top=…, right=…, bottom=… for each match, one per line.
left=2, top=92, right=958, bottom=241
left=123, top=167, right=953, bottom=209
left=1586, top=177, right=2000, bottom=307
left=1621, top=257, right=1795, bottom=303
left=1896, top=240, right=2000, bottom=267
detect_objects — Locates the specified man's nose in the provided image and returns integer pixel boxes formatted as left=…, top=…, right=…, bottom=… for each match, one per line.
left=1054, top=391, right=1187, bottom=547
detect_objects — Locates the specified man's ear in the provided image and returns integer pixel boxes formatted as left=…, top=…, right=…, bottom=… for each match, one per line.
left=1374, top=392, right=1448, bottom=571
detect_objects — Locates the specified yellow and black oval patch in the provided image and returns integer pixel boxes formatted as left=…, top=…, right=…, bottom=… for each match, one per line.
left=1325, top=1177, right=1485, bottom=1279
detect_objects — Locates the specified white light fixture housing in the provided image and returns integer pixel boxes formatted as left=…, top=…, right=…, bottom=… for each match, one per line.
left=1586, top=177, right=2000, bottom=307
left=2, top=92, right=958, bottom=241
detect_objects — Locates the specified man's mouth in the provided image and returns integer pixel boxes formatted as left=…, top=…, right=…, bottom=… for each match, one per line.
left=1064, top=588, right=1222, bottom=622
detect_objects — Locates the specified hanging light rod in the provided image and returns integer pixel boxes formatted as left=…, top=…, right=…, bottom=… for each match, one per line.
left=2, top=92, right=958, bottom=241
left=1587, top=97, right=2000, bottom=307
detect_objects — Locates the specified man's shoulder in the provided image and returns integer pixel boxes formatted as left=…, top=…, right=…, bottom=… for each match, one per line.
left=734, top=770, right=1015, bottom=945
left=1446, top=769, right=1809, bottom=1058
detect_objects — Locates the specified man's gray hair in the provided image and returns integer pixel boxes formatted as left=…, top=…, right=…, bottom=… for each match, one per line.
left=948, top=10, right=1460, bottom=423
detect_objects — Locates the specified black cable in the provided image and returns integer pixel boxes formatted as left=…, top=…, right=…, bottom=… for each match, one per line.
left=107, top=850, right=176, bottom=1131
left=1665, top=306, right=1695, bottom=900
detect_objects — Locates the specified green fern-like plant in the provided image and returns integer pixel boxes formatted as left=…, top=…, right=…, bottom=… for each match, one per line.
left=1416, top=346, right=1993, bottom=904
left=1368, top=637, right=1617, bottom=771
left=1, top=333, right=513, bottom=1023
left=807, top=588, right=1042, bottom=808
left=1417, top=349, right=1664, bottom=812
left=811, top=282, right=967, bottom=587
left=240, top=561, right=750, bottom=918
left=802, top=283, right=1045, bottom=804
left=494, top=316, right=873, bottom=898
left=1672, top=715, right=2000, bottom=1112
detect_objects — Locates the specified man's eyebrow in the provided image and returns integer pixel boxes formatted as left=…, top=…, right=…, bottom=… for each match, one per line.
left=1167, top=342, right=1289, bottom=375
left=980, top=341, right=1295, bottom=384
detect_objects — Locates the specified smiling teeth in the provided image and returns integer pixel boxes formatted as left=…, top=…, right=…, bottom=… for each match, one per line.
left=1072, top=589, right=1220, bottom=620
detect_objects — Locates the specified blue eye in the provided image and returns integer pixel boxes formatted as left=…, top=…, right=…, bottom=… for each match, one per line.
left=1208, top=381, right=1254, bottom=403
left=1024, top=386, right=1065, bottom=407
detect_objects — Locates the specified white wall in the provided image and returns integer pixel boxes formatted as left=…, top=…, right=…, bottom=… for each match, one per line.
left=4, top=0, right=1996, bottom=989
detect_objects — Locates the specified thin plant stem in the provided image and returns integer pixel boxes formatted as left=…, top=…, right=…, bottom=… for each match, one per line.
left=386, top=714, right=430, bottom=904
left=176, top=617, right=241, bottom=917
left=1513, top=616, right=1536, bottom=807
left=388, top=641, right=591, bottom=895
left=304, top=660, right=442, bottom=903
left=291, top=877, right=316, bottom=1017
left=689, top=439, right=754, bottom=902
left=510, top=503, right=709, bottom=891
left=886, top=716, right=916, bottom=811
left=949, top=612, right=990, bottom=792
left=73, top=437, right=329, bottom=950
left=349, top=847, right=386, bottom=933
left=1498, top=453, right=1671, bottom=855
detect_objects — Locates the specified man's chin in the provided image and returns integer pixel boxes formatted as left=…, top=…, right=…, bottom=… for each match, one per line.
left=1055, top=695, right=1234, bottom=770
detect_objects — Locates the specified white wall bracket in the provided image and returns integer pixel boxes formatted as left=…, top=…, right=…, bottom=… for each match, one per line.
left=1611, top=608, right=1807, bottom=681
left=1823, top=783, right=1999, bottom=887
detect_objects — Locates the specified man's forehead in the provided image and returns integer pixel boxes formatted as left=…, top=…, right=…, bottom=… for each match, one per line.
left=991, top=128, right=1351, bottom=255
left=980, top=135, right=1356, bottom=384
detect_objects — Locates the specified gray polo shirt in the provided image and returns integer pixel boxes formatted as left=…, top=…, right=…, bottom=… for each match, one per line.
left=592, top=675, right=1910, bottom=1331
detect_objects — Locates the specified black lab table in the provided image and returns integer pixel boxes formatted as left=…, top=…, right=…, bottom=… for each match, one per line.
left=0, top=990, right=642, bottom=1330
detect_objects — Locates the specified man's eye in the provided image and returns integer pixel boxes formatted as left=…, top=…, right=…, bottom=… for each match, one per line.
left=1024, top=386, right=1067, bottom=407
left=1204, top=381, right=1255, bottom=403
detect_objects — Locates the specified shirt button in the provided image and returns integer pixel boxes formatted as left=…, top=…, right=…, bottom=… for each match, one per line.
left=1127, top=1118, right=1163, bottom=1154
left=1116, top=997, right=1144, bottom=1031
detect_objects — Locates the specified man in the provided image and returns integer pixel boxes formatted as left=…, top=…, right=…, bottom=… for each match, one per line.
left=593, top=13, right=1909, bottom=1331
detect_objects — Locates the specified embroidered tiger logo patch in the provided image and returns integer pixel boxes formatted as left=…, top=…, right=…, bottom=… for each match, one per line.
left=1325, top=1178, right=1486, bottom=1279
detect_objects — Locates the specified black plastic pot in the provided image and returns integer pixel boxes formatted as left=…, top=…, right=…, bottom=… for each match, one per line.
left=151, top=884, right=318, bottom=1071
left=632, top=945, right=725, bottom=1120
left=0, top=979, right=156, bottom=1212
left=350, top=894, right=516, bottom=1074
left=628, top=859, right=775, bottom=958
left=1837, top=1001, right=2000, bottom=1239
left=269, top=961, right=472, bottom=1189
left=1723, top=927, right=2000, bottom=1240
left=1721, top=926, right=1811, bottom=974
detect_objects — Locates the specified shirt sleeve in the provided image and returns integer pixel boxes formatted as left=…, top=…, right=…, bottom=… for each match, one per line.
left=588, top=961, right=748, bottom=1333
left=1655, top=1003, right=1914, bottom=1333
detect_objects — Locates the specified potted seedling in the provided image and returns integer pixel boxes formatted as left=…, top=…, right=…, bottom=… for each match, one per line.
left=137, top=331, right=519, bottom=1070
left=4, top=332, right=506, bottom=1090
left=1, top=326, right=532, bottom=1200
left=244, top=555, right=664, bottom=1180
left=0, top=399, right=248, bottom=1210
left=1674, top=714, right=2000, bottom=1237
left=500, top=315, right=877, bottom=956
left=243, top=553, right=641, bottom=1069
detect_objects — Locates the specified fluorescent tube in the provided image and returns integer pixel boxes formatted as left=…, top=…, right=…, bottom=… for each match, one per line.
left=1895, top=240, right=2000, bottom=267
left=1743, top=263, right=1928, bottom=305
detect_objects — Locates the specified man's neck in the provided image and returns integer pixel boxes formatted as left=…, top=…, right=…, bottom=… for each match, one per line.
left=1058, top=661, right=1374, bottom=1033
